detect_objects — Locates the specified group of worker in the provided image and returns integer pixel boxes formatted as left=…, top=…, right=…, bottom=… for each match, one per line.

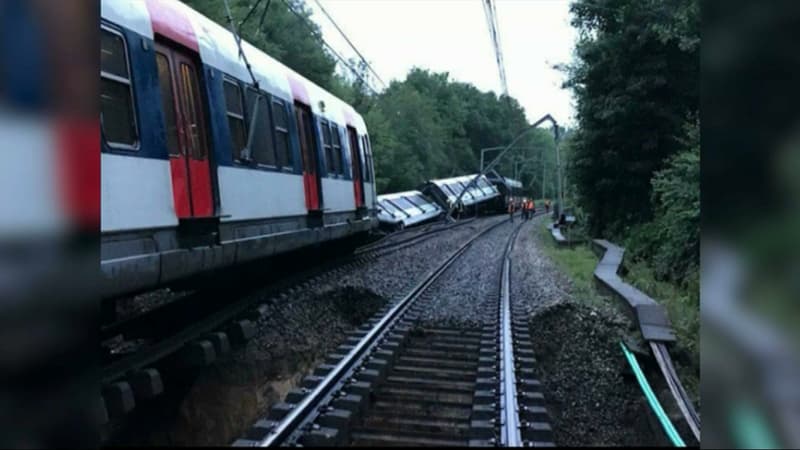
left=507, top=198, right=551, bottom=222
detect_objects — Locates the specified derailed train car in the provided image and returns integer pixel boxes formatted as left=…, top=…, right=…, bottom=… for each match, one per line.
left=486, top=170, right=524, bottom=213
left=376, top=191, right=443, bottom=230
left=418, top=174, right=501, bottom=214
left=100, top=0, right=377, bottom=302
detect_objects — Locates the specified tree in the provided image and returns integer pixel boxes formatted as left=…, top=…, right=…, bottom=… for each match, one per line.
left=562, top=0, right=699, bottom=236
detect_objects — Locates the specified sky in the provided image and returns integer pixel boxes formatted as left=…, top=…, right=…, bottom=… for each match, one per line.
left=307, top=0, right=578, bottom=126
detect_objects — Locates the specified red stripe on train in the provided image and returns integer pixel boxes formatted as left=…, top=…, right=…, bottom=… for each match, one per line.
left=56, top=119, right=100, bottom=232
left=145, top=0, right=200, bottom=52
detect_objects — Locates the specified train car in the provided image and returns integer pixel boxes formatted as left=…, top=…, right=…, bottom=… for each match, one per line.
left=376, top=190, right=443, bottom=230
left=418, top=174, right=500, bottom=214
left=486, top=170, right=523, bottom=213
left=100, top=0, right=377, bottom=301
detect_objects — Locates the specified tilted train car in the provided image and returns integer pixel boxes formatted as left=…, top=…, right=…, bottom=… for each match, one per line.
left=376, top=190, right=443, bottom=230
left=418, top=174, right=500, bottom=214
left=486, top=170, right=523, bottom=213
left=100, top=0, right=377, bottom=301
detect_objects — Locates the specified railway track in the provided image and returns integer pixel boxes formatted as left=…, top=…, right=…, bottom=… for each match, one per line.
left=99, top=216, right=502, bottom=424
left=234, top=218, right=554, bottom=447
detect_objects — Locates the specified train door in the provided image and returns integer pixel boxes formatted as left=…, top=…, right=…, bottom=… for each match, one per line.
left=155, top=42, right=213, bottom=218
left=347, top=126, right=365, bottom=208
left=294, top=103, right=323, bottom=211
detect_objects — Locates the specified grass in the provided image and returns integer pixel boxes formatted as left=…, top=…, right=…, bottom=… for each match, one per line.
left=536, top=221, right=700, bottom=403
left=535, top=223, right=606, bottom=309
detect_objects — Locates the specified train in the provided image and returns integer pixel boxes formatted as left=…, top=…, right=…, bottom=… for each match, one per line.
left=486, top=170, right=524, bottom=212
left=376, top=191, right=443, bottom=231
left=99, top=0, right=528, bottom=305
left=100, top=0, right=377, bottom=302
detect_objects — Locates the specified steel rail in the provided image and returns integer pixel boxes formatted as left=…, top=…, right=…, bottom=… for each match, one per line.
left=355, top=216, right=478, bottom=255
left=651, top=341, right=701, bottom=442
left=257, top=218, right=511, bottom=447
left=499, top=223, right=523, bottom=446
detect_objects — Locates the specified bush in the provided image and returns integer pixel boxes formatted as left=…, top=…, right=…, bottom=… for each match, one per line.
left=625, top=132, right=699, bottom=288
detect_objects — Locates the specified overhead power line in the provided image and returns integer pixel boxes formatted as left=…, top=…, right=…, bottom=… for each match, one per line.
left=311, top=0, right=387, bottom=89
left=482, top=0, right=509, bottom=96
left=280, top=0, right=380, bottom=95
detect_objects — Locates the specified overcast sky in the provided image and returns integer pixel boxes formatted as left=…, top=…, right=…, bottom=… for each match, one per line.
left=307, top=0, right=577, bottom=126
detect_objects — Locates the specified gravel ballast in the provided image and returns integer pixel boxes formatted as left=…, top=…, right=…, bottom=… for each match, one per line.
left=509, top=217, right=660, bottom=446
left=107, top=216, right=506, bottom=446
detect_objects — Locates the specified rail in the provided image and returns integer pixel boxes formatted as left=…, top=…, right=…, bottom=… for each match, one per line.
left=255, top=217, right=510, bottom=446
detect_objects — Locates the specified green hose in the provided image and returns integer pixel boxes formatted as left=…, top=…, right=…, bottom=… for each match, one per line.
left=730, top=401, right=779, bottom=449
left=619, top=341, right=686, bottom=447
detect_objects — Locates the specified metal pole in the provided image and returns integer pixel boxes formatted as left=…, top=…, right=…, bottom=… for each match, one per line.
left=554, top=129, right=564, bottom=218
left=445, top=114, right=559, bottom=220
left=480, top=146, right=505, bottom=173
left=542, top=151, right=546, bottom=200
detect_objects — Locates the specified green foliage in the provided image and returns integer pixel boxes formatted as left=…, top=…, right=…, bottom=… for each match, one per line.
left=182, top=0, right=339, bottom=91
left=181, top=1, right=559, bottom=195
left=625, top=122, right=699, bottom=287
left=562, top=0, right=699, bottom=237
left=536, top=224, right=606, bottom=309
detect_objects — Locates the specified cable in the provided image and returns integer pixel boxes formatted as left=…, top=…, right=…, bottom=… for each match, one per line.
left=253, top=0, right=272, bottom=40
left=620, top=341, right=686, bottom=447
left=311, top=0, right=387, bottom=89
left=238, top=0, right=264, bottom=28
left=482, top=0, right=508, bottom=96
left=280, top=0, right=379, bottom=95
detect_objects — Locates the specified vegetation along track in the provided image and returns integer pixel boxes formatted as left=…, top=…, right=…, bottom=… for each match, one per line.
left=99, top=216, right=494, bottom=425
left=233, top=218, right=555, bottom=447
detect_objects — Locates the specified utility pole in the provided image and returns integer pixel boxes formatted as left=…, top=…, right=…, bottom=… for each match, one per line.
left=554, top=129, right=564, bottom=217
left=445, top=114, right=560, bottom=220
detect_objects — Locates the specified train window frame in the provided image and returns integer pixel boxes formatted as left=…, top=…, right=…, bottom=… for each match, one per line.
left=271, top=98, right=293, bottom=171
left=364, top=134, right=374, bottom=182
left=331, top=125, right=343, bottom=177
left=245, top=87, right=278, bottom=169
left=223, top=77, right=247, bottom=162
left=320, top=119, right=335, bottom=177
left=100, top=25, right=140, bottom=151
left=378, top=200, right=399, bottom=215
left=384, top=199, right=411, bottom=218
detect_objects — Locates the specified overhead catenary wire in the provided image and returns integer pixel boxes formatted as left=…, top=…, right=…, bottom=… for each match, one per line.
left=311, top=0, right=387, bottom=89
left=482, top=0, right=509, bottom=96
left=280, top=0, right=380, bottom=95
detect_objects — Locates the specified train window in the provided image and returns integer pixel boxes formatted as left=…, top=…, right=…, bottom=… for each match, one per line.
left=245, top=88, right=277, bottom=166
left=320, top=121, right=334, bottom=175
left=224, top=79, right=246, bottom=160
left=360, top=136, right=370, bottom=182
left=391, top=197, right=416, bottom=211
left=179, top=63, right=206, bottom=159
left=101, top=28, right=138, bottom=148
left=364, top=135, right=374, bottom=182
left=272, top=99, right=292, bottom=168
left=331, top=125, right=343, bottom=176
left=380, top=200, right=405, bottom=217
left=412, top=194, right=434, bottom=211
left=155, top=53, right=179, bottom=155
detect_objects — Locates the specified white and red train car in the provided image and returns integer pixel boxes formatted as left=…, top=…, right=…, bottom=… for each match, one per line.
left=100, top=0, right=377, bottom=300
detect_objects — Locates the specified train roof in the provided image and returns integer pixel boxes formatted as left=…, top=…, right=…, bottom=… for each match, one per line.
left=428, top=174, right=492, bottom=186
left=378, top=190, right=429, bottom=201
left=100, top=0, right=367, bottom=133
